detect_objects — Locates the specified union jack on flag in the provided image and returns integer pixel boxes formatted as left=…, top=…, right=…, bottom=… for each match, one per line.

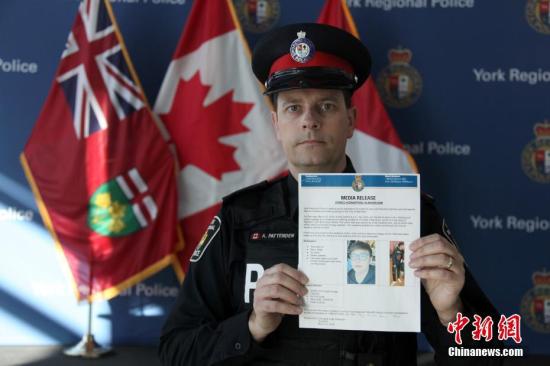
left=57, top=0, right=144, bottom=139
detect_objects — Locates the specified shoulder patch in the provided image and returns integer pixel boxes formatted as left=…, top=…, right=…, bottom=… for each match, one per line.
left=190, top=216, right=221, bottom=262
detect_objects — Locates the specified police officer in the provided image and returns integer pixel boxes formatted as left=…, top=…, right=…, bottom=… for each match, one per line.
left=159, top=23, right=502, bottom=365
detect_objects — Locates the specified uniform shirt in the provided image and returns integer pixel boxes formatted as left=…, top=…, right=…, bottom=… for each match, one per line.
left=159, top=158, right=502, bottom=366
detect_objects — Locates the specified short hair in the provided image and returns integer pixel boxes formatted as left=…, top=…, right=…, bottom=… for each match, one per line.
left=347, top=240, right=373, bottom=258
left=271, top=89, right=353, bottom=109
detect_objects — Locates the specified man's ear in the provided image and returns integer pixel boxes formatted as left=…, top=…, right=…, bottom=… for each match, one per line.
left=271, top=110, right=281, bottom=141
left=346, top=106, right=357, bottom=139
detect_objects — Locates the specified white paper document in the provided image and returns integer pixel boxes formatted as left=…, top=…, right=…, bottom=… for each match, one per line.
left=298, top=173, right=421, bottom=332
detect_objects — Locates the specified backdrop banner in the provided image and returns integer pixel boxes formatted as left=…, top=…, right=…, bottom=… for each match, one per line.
left=0, top=0, right=548, bottom=354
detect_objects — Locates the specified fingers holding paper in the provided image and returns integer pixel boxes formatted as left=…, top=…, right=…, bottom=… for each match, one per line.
left=249, top=263, right=309, bottom=342
left=409, top=234, right=465, bottom=325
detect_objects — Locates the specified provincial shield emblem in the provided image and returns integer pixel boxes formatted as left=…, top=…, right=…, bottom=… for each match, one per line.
left=88, top=168, right=157, bottom=237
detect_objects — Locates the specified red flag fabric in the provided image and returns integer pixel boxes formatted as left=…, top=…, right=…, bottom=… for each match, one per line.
left=318, top=0, right=417, bottom=173
left=154, top=0, right=286, bottom=271
left=21, top=0, right=182, bottom=301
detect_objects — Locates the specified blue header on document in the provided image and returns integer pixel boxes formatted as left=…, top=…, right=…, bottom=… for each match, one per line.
left=300, top=174, right=419, bottom=188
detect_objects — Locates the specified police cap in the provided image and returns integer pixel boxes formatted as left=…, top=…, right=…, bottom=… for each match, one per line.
left=252, top=23, right=371, bottom=95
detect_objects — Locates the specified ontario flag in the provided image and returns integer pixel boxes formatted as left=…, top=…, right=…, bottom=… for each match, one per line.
left=318, top=0, right=417, bottom=173
left=154, top=0, right=286, bottom=271
left=21, top=0, right=182, bottom=301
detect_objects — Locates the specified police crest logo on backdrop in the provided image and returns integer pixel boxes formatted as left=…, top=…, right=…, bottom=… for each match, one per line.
left=520, top=270, right=550, bottom=333
left=521, top=120, right=550, bottom=183
left=235, top=0, right=280, bottom=33
left=526, top=0, right=550, bottom=35
left=377, top=47, right=423, bottom=108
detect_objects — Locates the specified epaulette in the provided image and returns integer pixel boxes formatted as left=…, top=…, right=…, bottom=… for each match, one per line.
left=222, top=180, right=271, bottom=203
left=421, top=191, right=435, bottom=205
left=222, top=172, right=290, bottom=203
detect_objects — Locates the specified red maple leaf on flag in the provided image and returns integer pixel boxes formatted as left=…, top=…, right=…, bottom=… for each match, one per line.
left=163, top=72, right=252, bottom=180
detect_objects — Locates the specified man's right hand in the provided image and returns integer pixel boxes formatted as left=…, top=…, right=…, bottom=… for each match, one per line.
left=248, top=263, right=309, bottom=342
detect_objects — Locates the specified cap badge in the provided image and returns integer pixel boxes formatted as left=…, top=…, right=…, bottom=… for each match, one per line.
left=290, top=31, right=315, bottom=64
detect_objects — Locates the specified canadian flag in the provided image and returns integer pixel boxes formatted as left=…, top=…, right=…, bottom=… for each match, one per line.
left=318, top=0, right=417, bottom=174
left=154, top=0, right=286, bottom=271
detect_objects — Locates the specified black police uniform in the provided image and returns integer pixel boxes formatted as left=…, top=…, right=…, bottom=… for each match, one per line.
left=159, top=159, right=502, bottom=366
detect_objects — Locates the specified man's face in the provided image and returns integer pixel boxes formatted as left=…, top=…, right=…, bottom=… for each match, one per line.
left=271, top=88, right=356, bottom=175
left=350, top=248, right=371, bottom=273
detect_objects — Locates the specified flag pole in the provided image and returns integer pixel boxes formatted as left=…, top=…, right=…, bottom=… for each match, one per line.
left=64, top=259, right=111, bottom=358
left=63, top=299, right=112, bottom=358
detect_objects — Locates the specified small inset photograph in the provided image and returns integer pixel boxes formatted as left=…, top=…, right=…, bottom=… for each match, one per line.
left=390, top=241, right=405, bottom=286
left=347, top=240, right=376, bottom=285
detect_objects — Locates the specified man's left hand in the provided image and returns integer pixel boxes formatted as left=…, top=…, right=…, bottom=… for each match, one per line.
left=409, top=234, right=465, bottom=326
